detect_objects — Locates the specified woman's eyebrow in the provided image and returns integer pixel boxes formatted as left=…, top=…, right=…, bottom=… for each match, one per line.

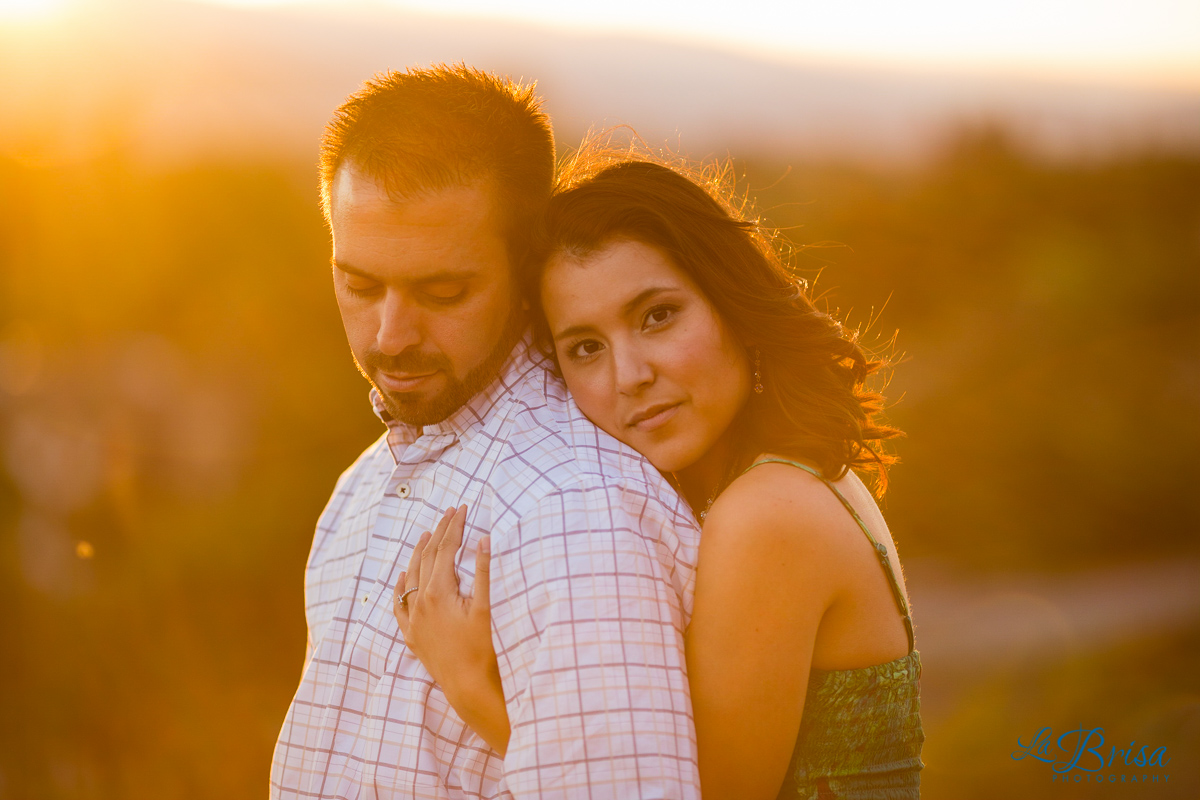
left=553, top=323, right=596, bottom=343
left=553, top=286, right=684, bottom=342
left=621, top=286, right=680, bottom=316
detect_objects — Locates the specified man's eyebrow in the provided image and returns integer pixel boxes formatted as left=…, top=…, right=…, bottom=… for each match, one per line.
left=331, top=259, right=381, bottom=281
left=410, top=269, right=478, bottom=284
left=331, top=260, right=478, bottom=284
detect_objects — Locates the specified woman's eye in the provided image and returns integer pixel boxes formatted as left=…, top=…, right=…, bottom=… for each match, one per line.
left=643, top=305, right=677, bottom=328
left=568, top=340, right=604, bottom=361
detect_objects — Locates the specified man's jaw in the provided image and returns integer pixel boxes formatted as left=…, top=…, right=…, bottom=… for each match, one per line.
left=371, top=372, right=453, bottom=427
left=359, top=308, right=528, bottom=427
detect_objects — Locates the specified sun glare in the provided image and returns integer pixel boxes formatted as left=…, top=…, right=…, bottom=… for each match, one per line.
left=0, top=0, right=69, bottom=22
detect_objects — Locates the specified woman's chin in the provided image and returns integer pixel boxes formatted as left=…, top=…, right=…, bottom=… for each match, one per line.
left=637, top=443, right=705, bottom=476
left=603, top=419, right=710, bottom=475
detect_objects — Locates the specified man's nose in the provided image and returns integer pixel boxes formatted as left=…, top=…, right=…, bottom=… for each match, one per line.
left=376, top=290, right=422, bottom=356
left=613, top=344, right=654, bottom=396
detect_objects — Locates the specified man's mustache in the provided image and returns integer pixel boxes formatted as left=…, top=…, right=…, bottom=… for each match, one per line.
left=361, top=347, right=451, bottom=376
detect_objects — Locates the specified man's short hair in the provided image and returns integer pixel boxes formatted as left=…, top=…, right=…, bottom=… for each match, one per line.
left=320, top=64, right=556, bottom=265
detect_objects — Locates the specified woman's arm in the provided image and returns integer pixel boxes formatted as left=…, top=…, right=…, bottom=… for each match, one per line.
left=397, top=473, right=848, bottom=797
left=394, top=506, right=512, bottom=755
left=685, top=468, right=846, bottom=800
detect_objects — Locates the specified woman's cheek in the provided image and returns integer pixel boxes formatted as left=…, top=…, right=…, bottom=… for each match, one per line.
left=678, top=320, right=724, bottom=380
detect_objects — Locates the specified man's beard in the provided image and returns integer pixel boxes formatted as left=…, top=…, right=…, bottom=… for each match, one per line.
left=358, top=308, right=526, bottom=427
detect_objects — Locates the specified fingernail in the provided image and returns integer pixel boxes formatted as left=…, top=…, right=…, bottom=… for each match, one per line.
left=480, top=535, right=490, bottom=553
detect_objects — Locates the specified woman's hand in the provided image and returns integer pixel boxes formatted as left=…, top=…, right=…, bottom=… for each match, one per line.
left=393, top=505, right=512, bottom=756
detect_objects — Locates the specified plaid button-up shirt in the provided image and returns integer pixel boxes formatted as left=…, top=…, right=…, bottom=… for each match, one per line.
left=271, top=338, right=702, bottom=799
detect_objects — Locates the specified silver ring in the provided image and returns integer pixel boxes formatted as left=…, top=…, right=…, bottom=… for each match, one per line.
left=396, top=586, right=419, bottom=609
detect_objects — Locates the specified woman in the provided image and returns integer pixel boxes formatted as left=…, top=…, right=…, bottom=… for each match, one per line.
left=392, top=154, right=924, bottom=799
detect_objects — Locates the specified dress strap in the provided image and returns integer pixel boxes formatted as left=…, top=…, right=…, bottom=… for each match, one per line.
left=742, top=458, right=916, bottom=652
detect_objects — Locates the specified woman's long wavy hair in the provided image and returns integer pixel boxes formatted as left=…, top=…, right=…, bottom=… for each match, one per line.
left=526, top=142, right=902, bottom=495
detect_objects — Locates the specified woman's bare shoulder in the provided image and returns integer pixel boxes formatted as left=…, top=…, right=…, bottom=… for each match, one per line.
left=701, top=459, right=862, bottom=562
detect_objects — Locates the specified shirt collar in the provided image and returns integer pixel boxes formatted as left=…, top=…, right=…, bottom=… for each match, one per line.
left=368, top=331, right=547, bottom=444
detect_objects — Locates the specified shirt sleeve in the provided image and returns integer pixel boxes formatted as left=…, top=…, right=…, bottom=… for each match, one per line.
left=489, top=479, right=701, bottom=800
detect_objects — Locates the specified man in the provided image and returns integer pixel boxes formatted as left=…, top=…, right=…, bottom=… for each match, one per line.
left=270, top=65, right=702, bottom=799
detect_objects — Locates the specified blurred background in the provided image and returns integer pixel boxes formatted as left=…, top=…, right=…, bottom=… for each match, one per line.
left=1, top=1, right=1198, bottom=797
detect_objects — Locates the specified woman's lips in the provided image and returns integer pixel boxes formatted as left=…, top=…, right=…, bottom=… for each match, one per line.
left=377, top=370, right=439, bottom=392
left=629, top=403, right=681, bottom=433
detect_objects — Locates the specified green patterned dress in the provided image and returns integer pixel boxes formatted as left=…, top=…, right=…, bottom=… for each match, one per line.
left=743, top=459, right=925, bottom=800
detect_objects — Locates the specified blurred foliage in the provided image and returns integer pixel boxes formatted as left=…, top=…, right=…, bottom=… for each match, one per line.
left=743, top=129, right=1200, bottom=569
left=0, top=129, right=1197, bottom=797
left=0, top=158, right=382, bottom=797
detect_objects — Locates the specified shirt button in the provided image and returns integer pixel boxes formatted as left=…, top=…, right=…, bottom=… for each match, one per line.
left=397, top=484, right=411, bottom=498
left=362, top=595, right=369, bottom=604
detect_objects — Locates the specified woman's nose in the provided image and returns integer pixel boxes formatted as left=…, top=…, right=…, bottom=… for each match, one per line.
left=612, top=345, right=654, bottom=395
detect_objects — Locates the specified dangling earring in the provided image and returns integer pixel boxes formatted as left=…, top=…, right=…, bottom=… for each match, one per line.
left=753, top=347, right=764, bottom=394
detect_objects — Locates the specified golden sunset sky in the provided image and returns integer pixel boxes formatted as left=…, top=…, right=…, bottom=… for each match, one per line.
left=190, top=0, right=1199, bottom=87
left=1, top=0, right=1196, bottom=165
left=3, top=0, right=1199, bottom=88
